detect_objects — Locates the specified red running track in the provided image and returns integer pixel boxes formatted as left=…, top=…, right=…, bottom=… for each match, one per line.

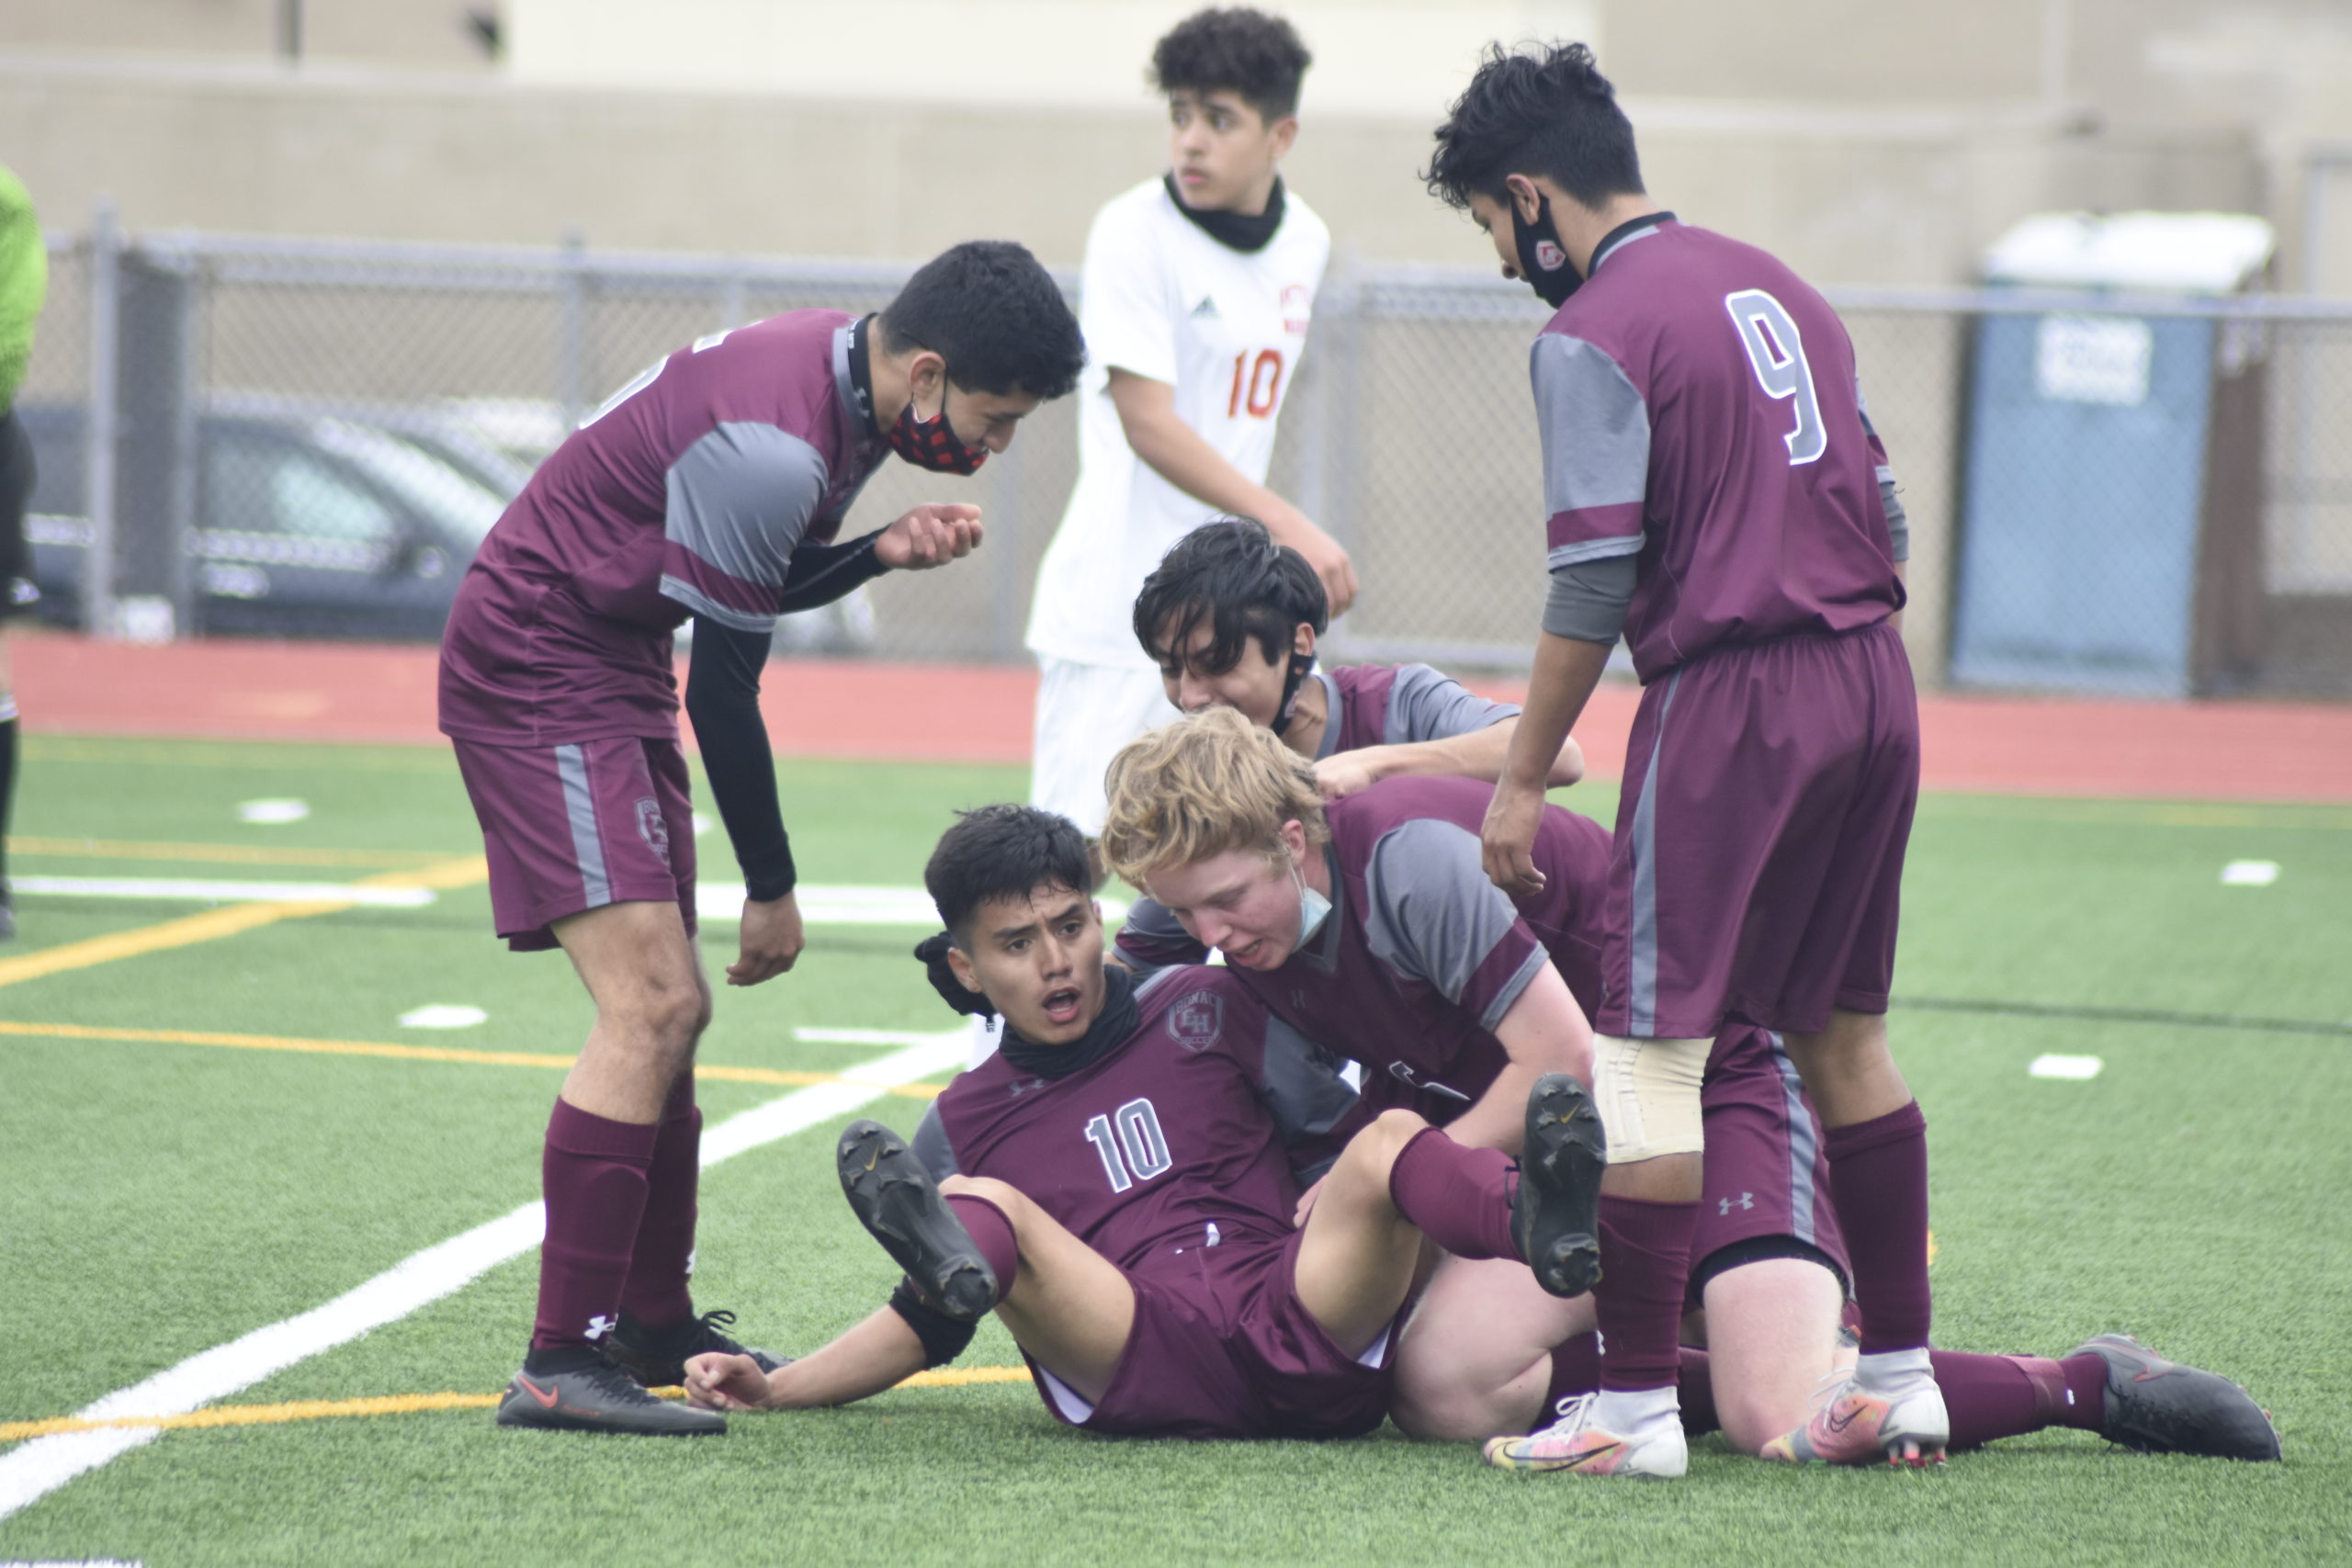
left=17, top=630, right=2352, bottom=803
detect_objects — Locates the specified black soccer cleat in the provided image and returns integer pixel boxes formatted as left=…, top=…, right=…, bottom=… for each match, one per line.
left=2065, top=1334, right=2280, bottom=1461
left=494, top=1354, right=728, bottom=1436
left=837, top=1119, right=999, bottom=1323
left=1513, top=1073, right=1608, bottom=1299
left=603, top=1307, right=790, bottom=1390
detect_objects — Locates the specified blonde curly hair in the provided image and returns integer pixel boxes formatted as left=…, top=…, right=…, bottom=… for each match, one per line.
left=1100, top=706, right=1329, bottom=886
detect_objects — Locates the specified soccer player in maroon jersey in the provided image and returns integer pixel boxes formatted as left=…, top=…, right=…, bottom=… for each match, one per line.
left=1425, top=43, right=1939, bottom=1471
left=1131, top=516, right=1585, bottom=800
left=443, top=243, right=1085, bottom=1435
left=1098, top=712, right=2280, bottom=1469
left=680, top=804, right=1607, bottom=1438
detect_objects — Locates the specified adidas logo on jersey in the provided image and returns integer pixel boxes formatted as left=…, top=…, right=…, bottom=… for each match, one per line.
left=1191, top=296, right=1219, bottom=318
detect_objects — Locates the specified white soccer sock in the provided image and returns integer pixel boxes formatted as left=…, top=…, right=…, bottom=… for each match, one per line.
left=1593, top=1385, right=1680, bottom=1436
left=1856, top=1347, right=1935, bottom=1389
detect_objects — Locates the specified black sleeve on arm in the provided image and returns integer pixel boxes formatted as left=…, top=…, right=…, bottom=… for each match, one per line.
left=684, top=615, right=796, bottom=901
left=775, top=530, right=891, bottom=614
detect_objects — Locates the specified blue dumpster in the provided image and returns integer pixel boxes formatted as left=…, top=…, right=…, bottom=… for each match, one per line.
left=1950, top=213, right=2274, bottom=696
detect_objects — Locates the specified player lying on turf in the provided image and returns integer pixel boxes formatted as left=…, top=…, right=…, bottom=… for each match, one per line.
left=1133, top=516, right=1584, bottom=801
left=680, top=804, right=1609, bottom=1438
left=446, top=242, right=1087, bottom=1436
left=1094, top=711, right=2279, bottom=1470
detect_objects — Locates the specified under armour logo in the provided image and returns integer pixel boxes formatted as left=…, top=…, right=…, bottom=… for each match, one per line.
left=584, top=1314, right=617, bottom=1341
left=1007, top=1077, right=1050, bottom=1100
left=1719, top=1192, right=1755, bottom=1215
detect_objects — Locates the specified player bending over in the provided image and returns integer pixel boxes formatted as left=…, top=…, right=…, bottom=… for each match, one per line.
left=683, top=804, right=1606, bottom=1438
left=1134, top=516, right=1584, bottom=801
left=1429, top=43, right=1938, bottom=1470
left=1104, top=707, right=1601, bottom=1156
left=443, top=243, right=1086, bottom=1436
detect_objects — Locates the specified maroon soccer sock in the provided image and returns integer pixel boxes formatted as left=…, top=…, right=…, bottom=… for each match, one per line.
left=944, top=1193, right=1020, bottom=1296
left=1676, top=1347, right=1719, bottom=1437
left=1595, top=1195, right=1699, bottom=1393
left=532, top=1098, right=659, bottom=1354
left=1385, top=1127, right=1519, bottom=1260
left=1932, top=1351, right=2106, bottom=1450
left=618, top=1075, right=701, bottom=1328
left=1825, top=1100, right=1933, bottom=1355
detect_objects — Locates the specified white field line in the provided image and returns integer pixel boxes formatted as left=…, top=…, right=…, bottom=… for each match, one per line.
left=0, top=1029, right=965, bottom=1524
left=13, top=876, right=436, bottom=908
left=699, top=884, right=1130, bottom=926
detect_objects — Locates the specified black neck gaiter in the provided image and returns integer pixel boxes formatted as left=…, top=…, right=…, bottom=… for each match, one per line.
left=1164, top=174, right=1286, bottom=254
left=999, top=964, right=1142, bottom=1081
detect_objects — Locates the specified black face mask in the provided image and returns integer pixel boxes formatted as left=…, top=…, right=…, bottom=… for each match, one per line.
left=1511, top=192, right=1582, bottom=310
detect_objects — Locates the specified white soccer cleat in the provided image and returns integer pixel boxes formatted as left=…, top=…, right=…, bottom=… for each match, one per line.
left=1483, top=1393, right=1689, bottom=1478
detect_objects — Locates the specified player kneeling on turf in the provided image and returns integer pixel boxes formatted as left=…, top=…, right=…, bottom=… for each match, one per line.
left=683, top=804, right=1605, bottom=1438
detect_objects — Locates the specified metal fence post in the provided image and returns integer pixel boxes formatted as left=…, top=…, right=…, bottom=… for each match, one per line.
left=557, top=227, right=589, bottom=428
left=82, top=197, right=119, bottom=638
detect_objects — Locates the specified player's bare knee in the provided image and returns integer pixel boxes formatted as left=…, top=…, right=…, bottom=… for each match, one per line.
left=1359, top=1108, right=1430, bottom=1168
left=1388, top=1362, right=1504, bottom=1444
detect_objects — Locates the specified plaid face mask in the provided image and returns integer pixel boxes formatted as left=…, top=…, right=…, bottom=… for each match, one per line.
left=887, top=378, right=989, bottom=475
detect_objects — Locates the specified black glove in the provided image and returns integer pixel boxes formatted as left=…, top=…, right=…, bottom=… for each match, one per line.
left=914, top=931, right=994, bottom=1018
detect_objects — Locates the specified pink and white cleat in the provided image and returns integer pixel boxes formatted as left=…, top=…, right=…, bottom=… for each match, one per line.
left=1484, top=1393, right=1689, bottom=1477
left=1761, top=1352, right=1950, bottom=1468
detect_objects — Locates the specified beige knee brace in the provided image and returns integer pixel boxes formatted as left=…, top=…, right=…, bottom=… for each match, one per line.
left=1591, top=1034, right=1710, bottom=1163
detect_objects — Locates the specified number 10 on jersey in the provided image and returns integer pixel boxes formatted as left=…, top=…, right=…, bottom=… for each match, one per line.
left=1085, top=1098, right=1173, bottom=1191
left=1227, top=349, right=1285, bottom=420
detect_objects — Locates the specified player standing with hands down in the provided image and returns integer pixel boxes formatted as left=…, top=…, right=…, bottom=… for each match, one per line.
left=1424, top=45, right=1938, bottom=1473
left=1025, top=6, right=1352, bottom=845
left=439, top=242, right=1085, bottom=1435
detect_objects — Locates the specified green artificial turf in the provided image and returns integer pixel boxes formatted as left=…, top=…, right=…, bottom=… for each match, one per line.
left=2, top=736, right=2346, bottom=1566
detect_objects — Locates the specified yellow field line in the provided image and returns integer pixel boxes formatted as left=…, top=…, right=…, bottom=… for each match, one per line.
left=0, top=1368, right=1032, bottom=1443
left=0, top=853, right=488, bottom=990
left=0, top=1019, right=945, bottom=1100
left=9, top=835, right=454, bottom=869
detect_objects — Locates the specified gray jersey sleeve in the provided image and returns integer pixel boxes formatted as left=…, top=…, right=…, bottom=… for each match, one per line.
left=910, top=1102, right=960, bottom=1181
left=1532, top=332, right=1650, bottom=569
left=1543, top=551, right=1639, bottom=642
left=658, top=421, right=831, bottom=632
left=1112, top=894, right=1211, bottom=976
left=1854, top=377, right=1909, bottom=563
left=1259, top=1014, right=1361, bottom=1156
left=1384, top=663, right=1520, bottom=745
left=1362, top=818, right=1546, bottom=1033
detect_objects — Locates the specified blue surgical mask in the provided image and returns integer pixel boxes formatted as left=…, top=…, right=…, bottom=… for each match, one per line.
left=1295, top=864, right=1332, bottom=946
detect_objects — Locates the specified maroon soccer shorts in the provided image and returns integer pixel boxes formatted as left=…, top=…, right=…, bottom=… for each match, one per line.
left=1687, top=1026, right=1849, bottom=1303
left=1023, top=1226, right=1392, bottom=1440
left=1599, top=620, right=1919, bottom=1040
left=450, top=734, right=699, bottom=952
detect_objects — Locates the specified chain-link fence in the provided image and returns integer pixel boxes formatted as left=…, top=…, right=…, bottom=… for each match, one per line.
left=23, top=223, right=2352, bottom=696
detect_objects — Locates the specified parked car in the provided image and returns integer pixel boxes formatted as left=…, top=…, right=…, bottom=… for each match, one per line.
left=19, top=403, right=508, bottom=642
left=20, top=400, right=879, bottom=653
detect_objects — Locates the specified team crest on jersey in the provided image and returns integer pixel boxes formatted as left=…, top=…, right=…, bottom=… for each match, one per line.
left=635, top=797, right=670, bottom=865
left=1281, top=283, right=1311, bottom=336
left=1167, top=989, right=1225, bottom=1052
left=1534, top=239, right=1569, bottom=273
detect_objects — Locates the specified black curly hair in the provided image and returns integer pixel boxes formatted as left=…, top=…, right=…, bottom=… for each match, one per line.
left=1133, top=517, right=1327, bottom=676
left=878, top=240, right=1086, bottom=401
left=1149, top=7, right=1313, bottom=123
left=925, top=805, right=1095, bottom=945
left=1423, top=41, right=1644, bottom=213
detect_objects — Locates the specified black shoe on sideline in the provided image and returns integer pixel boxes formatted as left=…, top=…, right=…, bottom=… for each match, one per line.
left=1513, top=1074, right=1608, bottom=1299
left=605, top=1308, right=787, bottom=1390
left=494, top=1349, right=727, bottom=1436
left=2066, top=1333, right=2280, bottom=1461
left=837, top=1119, right=997, bottom=1323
